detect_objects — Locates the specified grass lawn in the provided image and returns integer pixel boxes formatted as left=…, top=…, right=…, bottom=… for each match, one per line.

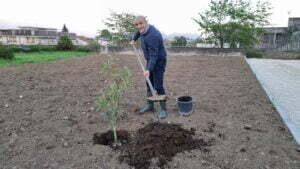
left=0, top=51, right=90, bottom=67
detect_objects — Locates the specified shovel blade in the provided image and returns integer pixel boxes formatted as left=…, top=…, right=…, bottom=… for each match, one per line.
left=147, top=95, right=167, bottom=102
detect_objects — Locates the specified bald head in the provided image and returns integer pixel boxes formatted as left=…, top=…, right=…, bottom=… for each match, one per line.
left=135, top=15, right=147, bottom=24
left=134, top=15, right=148, bottom=33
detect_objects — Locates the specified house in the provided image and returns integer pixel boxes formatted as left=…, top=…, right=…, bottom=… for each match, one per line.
left=0, top=24, right=82, bottom=45
left=259, top=17, right=300, bottom=50
left=77, top=36, right=94, bottom=46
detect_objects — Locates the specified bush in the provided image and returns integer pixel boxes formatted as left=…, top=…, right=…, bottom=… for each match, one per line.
left=87, top=41, right=100, bottom=52
left=9, top=45, right=56, bottom=53
left=17, top=47, right=31, bottom=53
left=8, top=45, right=30, bottom=53
left=56, top=35, right=75, bottom=51
left=75, top=46, right=91, bottom=52
left=244, top=48, right=264, bottom=58
left=39, top=45, right=56, bottom=52
left=0, top=43, right=14, bottom=60
left=28, top=45, right=41, bottom=52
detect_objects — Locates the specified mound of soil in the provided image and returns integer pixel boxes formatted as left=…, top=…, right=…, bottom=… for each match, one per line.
left=119, top=122, right=213, bottom=169
left=93, top=130, right=131, bottom=147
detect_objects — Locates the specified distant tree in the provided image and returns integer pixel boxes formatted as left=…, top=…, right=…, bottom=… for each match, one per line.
left=99, top=29, right=112, bottom=40
left=171, top=36, right=187, bottom=47
left=193, top=0, right=272, bottom=48
left=102, top=11, right=137, bottom=47
left=187, top=37, right=203, bottom=47
left=62, top=24, right=69, bottom=34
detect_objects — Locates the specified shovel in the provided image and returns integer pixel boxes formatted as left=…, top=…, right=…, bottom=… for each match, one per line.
left=132, top=44, right=166, bottom=102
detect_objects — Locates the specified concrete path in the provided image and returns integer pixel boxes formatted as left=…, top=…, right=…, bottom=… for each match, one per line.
left=247, top=59, right=300, bottom=144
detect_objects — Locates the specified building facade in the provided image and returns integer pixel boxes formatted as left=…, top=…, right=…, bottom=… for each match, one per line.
left=259, top=17, right=300, bottom=50
left=0, top=25, right=81, bottom=45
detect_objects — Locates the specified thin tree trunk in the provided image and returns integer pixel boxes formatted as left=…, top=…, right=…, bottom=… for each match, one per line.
left=112, top=125, right=118, bottom=144
left=220, top=38, right=224, bottom=48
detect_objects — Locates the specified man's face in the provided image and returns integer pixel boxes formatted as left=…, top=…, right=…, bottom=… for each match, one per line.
left=134, top=19, right=146, bottom=33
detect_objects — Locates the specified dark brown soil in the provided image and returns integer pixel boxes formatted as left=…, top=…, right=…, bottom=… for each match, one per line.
left=0, top=53, right=300, bottom=169
left=93, top=130, right=131, bottom=146
left=120, top=122, right=213, bottom=169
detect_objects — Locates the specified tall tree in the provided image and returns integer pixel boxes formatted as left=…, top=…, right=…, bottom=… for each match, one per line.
left=102, top=11, right=136, bottom=47
left=193, top=0, right=271, bottom=48
left=62, top=24, right=69, bottom=34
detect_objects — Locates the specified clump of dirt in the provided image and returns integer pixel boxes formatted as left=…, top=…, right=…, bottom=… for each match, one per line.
left=203, top=121, right=216, bottom=133
left=119, top=122, right=213, bottom=169
left=93, top=130, right=131, bottom=147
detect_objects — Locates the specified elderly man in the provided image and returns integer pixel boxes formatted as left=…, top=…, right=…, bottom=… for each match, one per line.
left=131, top=16, right=168, bottom=119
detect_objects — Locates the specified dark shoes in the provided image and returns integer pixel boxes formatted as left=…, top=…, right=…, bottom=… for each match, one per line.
left=140, top=100, right=168, bottom=120
left=140, top=101, right=154, bottom=113
left=159, top=101, right=168, bottom=119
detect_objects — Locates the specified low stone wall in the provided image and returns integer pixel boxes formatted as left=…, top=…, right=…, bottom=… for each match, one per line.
left=167, top=47, right=240, bottom=53
left=101, top=46, right=243, bottom=57
left=262, top=50, right=300, bottom=59
left=166, top=47, right=242, bottom=57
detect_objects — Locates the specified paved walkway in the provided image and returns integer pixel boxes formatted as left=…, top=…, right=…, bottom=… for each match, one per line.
left=247, top=59, right=300, bottom=144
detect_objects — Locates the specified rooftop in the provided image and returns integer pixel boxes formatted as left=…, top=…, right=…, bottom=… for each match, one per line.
left=19, top=26, right=57, bottom=31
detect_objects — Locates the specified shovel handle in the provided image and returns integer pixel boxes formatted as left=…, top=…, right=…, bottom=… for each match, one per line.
left=132, top=44, right=157, bottom=96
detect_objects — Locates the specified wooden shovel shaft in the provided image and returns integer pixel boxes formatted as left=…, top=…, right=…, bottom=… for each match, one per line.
left=132, top=45, right=157, bottom=96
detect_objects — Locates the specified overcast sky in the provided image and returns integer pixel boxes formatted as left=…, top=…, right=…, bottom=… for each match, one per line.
left=1, top=0, right=299, bottom=37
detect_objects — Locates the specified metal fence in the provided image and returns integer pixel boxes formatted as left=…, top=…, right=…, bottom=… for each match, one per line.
left=258, top=34, right=300, bottom=51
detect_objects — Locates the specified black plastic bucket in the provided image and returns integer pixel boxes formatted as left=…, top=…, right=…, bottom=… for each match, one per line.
left=176, top=96, right=194, bottom=116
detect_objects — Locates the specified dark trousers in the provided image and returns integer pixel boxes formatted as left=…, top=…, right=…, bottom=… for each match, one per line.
left=146, top=70, right=165, bottom=96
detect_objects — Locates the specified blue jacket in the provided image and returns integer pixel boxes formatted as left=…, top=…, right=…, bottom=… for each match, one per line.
left=133, top=25, right=167, bottom=72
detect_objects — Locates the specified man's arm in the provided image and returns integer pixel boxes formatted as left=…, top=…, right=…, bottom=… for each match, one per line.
left=132, top=31, right=140, bottom=41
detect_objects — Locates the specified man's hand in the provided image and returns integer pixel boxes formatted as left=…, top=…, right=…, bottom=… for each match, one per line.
left=130, top=40, right=135, bottom=45
left=144, top=70, right=150, bottom=78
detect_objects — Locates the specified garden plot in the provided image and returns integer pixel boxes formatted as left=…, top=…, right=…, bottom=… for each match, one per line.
left=0, top=53, right=299, bottom=169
